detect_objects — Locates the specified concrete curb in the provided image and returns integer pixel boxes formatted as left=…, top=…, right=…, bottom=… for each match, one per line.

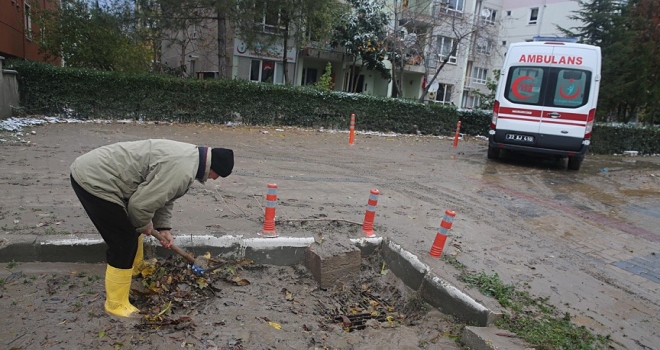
left=379, top=239, right=501, bottom=327
left=0, top=233, right=526, bottom=348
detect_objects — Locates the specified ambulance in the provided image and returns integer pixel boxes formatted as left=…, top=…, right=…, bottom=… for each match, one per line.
left=488, top=39, right=601, bottom=170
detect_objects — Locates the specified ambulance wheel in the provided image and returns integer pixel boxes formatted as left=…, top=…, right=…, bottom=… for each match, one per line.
left=487, top=146, right=500, bottom=160
left=567, top=156, right=583, bottom=171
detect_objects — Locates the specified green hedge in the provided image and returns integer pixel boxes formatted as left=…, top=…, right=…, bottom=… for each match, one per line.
left=11, top=60, right=488, bottom=136
left=9, top=60, right=659, bottom=154
left=590, top=124, right=660, bottom=155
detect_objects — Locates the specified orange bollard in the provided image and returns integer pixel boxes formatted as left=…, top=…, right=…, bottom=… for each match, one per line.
left=453, top=121, right=462, bottom=147
left=262, top=183, right=278, bottom=237
left=349, top=113, right=356, bottom=145
left=362, top=189, right=380, bottom=237
left=430, top=210, right=456, bottom=258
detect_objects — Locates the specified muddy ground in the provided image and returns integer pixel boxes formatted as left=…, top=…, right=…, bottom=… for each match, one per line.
left=1, top=119, right=659, bottom=349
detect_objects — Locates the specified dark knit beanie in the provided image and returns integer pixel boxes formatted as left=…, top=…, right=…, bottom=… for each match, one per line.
left=210, top=148, right=234, bottom=177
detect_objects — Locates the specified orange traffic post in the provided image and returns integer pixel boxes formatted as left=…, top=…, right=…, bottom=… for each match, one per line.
left=362, top=189, right=380, bottom=237
left=349, top=113, right=356, bottom=145
left=429, top=210, right=456, bottom=258
left=262, top=183, right=278, bottom=237
left=453, top=121, right=462, bottom=147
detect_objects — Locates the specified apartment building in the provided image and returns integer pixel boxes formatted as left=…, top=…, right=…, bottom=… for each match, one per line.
left=161, top=0, right=583, bottom=109
left=0, top=0, right=61, bottom=64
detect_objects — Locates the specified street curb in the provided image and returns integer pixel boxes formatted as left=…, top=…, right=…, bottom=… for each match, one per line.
left=0, top=233, right=524, bottom=348
left=379, top=239, right=501, bottom=327
left=462, top=326, right=531, bottom=350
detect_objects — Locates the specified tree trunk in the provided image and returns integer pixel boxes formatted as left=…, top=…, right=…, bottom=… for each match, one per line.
left=282, top=21, right=289, bottom=84
left=216, top=4, right=228, bottom=79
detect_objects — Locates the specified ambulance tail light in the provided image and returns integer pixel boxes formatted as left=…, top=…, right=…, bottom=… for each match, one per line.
left=584, top=108, right=595, bottom=139
left=491, top=100, right=500, bottom=129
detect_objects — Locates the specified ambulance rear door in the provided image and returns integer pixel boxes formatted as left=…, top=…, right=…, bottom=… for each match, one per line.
left=498, top=44, right=554, bottom=145
left=536, top=44, right=596, bottom=151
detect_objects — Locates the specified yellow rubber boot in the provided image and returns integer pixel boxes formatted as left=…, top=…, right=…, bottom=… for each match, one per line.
left=105, top=265, right=141, bottom=319
left=132, top=234, right=144, bottom=277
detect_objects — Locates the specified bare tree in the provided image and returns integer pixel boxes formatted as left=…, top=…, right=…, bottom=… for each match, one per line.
left=383, top=1, right=500, bottom=102
left=420, top=3, right=500, bottom=103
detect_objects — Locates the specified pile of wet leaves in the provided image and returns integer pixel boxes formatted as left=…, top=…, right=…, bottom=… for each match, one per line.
left=317, top=258, right=429, bottom=333
left=131, top=254, right=253, bottom=331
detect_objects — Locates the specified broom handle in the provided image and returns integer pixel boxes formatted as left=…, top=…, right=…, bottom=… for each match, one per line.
left=148, top=229, right=196, bottom=264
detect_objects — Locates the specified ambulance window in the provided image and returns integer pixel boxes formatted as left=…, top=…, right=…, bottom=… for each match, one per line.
left=551, top=69, right=590, bottom=108
left=505, top=67, right=544, bottom=105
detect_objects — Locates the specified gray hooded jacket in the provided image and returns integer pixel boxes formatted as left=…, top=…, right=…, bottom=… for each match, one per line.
left=70, top=139, right=211, bottom=233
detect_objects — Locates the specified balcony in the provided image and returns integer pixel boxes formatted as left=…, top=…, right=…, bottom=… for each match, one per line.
left=403, top=53, right=426, bottom=73
left=464, top=77, right=487, bottom=91
left=301, top=47, right=346, bottom=63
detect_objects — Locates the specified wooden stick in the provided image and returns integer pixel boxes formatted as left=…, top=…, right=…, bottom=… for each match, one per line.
left=149, top=230, right=196, bottom=264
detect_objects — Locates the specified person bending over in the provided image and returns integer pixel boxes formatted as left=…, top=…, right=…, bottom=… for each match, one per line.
left=70, top=139, right=234, bottom=319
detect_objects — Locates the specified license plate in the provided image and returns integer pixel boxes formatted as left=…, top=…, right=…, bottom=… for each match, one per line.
left=506, top=134, right=534, bottom=142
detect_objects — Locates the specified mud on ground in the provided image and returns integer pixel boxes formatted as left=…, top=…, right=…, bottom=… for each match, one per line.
left=1, top=119, right=660, bottom=349
left=0, top=257, right=461, bottom=350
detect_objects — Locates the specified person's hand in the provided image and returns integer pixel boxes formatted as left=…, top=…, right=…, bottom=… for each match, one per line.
left=141, top=221, right=154, bottom=236
left=154, top=229, right=174, bottom=249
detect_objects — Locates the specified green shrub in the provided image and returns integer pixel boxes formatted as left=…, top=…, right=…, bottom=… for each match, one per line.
left=590, top=123, right=660, bottom=155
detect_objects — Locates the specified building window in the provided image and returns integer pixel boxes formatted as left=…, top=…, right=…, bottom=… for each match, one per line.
left=435, top=84, right=453, bottom=104
left=435, top=0, right=465, bottom=16
left=481, top=8, right=497, bottom=25
left=189, top=59, right=196, bottom=78
left=502, top=40, right=507, bottom=46
left=24, top=3, right=32, bottom=40
left=255, top=1, right=284, bottom=34
left=476, top=38, right=491, bottom=55
left=472, top=67, right=488, bottom=85
left=437, top=36, right=457, bottom=64
left=250, top=59, right=284, bottom=84
left=463, top=94, right=482, bottom=109
left=529, top=8, right=539, bottom=24
left=506, top=10, right=511, bottom=16
left=302, top=68, right=318, bottom=86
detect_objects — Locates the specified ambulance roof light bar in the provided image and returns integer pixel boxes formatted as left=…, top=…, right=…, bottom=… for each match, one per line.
left=532, top=36, right=578, bottom=43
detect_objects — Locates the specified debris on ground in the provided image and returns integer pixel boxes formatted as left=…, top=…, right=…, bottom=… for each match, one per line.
left=132, top=255, right=254, bottom=330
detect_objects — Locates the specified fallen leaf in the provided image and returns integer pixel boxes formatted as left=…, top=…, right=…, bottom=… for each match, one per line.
left=339, top=315, right=351, bottom=326
left=282, top=288, right=293, bottom=301
left=156, top=301, right=172, bottom=317
left=268, top=321, right=282, bottom=330
left=99, top=331, right=105, bottom=338
left=196, top=278, right=208, bottom=289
